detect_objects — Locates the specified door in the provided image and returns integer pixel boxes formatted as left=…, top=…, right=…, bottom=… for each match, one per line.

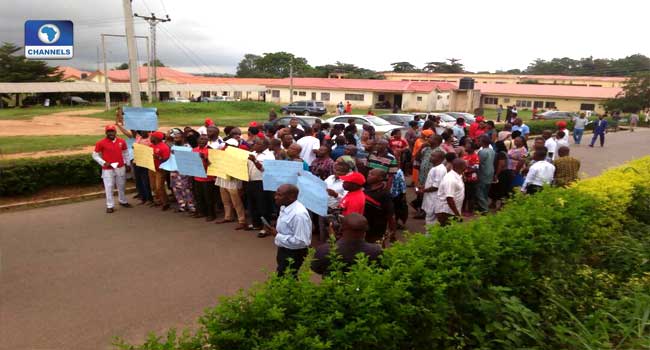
left=393, top=94, right=403, bottom=109
left=311, top=92, right=316, bottom=100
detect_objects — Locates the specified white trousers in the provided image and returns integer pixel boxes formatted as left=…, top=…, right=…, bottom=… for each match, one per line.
left=102, top=167, right=127, bottom=208
left=425, top=211, right=438, bottom=226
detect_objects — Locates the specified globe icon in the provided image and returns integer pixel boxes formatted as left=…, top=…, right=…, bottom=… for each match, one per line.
left=37, top=24, right=60, bottom=44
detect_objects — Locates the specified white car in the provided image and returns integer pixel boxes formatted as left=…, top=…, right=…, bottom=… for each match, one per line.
left=166, top=97, right=191, bottom=103
left=324, top=114, right=402, bottom=136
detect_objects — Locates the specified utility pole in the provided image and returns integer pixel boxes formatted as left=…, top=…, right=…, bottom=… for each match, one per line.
left=122, top=0, right=142, bottom=107
left=134, top=12, right=170, bottom=102
left=101, top=34, right=150, bottom=111
left=289, top=57, right=294, bottom=103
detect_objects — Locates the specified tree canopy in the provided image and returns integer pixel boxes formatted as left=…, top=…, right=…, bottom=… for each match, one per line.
left=604, top=72, right=650, bottom=112
left=0, top=42, right=62, bottom=82
left=422, top=58, right=465, bottom=73
left=390, top=62, right=420, bottom=73
left=525, top=55, right=650, bottom=76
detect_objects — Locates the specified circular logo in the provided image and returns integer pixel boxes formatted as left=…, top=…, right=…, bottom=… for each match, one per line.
left=37, top=24, right=60, bottom=44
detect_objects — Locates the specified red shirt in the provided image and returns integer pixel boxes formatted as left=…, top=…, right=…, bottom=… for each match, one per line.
left=389, top=138, right=408, bottom=153
left=340, top=189, right=365, bottom=215
left=468, top=122, right=480, bottom=140
left=150, top=142, right=170, bottom=171
left=95, top=137, right=127, bottom=170
left=462, top=153, right=479, bottom=183
left=193, top=146, right=215, bottom=182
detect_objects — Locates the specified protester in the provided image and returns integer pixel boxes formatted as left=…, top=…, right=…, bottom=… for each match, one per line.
left=363, top=169, right=396, bottom=245
left=476, top=135, right=495, bottom=214
left=92, top=125, right=132, bottom=213
left=468, top=116, right=486, bottom=141
left=192, top=135, right=217, bottom=221
left=417, top=134, right=444, bottom=190
left=573, top=113, right=588, bottom=145
left=149, top=131, right=171, bottom=210
left=310, top=145, right=335, bottom=180
left=522, top=148, right=555, bottom=194
left=511, top=118, right=530, bottom=140
left=421, top=150, right=446, bottom=225
left=436, top=159, right=467, bottom=226
left=320, top=161, right=351, bottom=241
left=440, top=130, right=456, bottom=154
left=206, top=125, right=224, bottom=149
left=289, top=118, right=305, bottom=140
left=405, top=120, right=419, bottom=150
left=452, top=117, right=466, bottom=142
left=391, top=168, right=408, bottom=229
left=169, top=130, right=195, bottom=214
left=555, top=130, right=570, bottom=150
left=367, top=139, right=398, bottom=189
left=589, top=115, right=608, bottom=147
left=311, top=213, right=382, bottom=276
left=629, top=112, right=639, bottom=132
left=542, top=130, right=558, bottom=160
left=388, top=129, right=409, bottom=166
left=339, top=171, right=366, bottom=215
left=553, top=146, right=580, bottom=187
left=247, top=137, right=276, bottom=235
left=490, top=141, right=512, bottom=209
left=213, top=138, right=246, bottom=229
left=266, top=184, right=312, bottom=277
left=296, top=126, right=320, bottom=166
left=197, top=118, right=213, bottom=135
left=461, top=139, right=479, bottom=214
left=286, top=143, right=310, bottom=170
left=331, top=135, right=347, bottom=160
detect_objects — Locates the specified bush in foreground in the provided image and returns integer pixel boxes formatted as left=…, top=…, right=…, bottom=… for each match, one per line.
left=116, top=157, right=650, bottom=350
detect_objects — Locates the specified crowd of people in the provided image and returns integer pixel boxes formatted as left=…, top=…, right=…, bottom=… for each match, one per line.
left=93, top=108, right=591, bottom=276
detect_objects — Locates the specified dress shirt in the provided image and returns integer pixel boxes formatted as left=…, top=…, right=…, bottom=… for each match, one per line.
left=436, top=170, right=465, bottom=215
left=248, top=149, right=275, bottom=181
left=422, top=163, right=447, bottom=214
left=296, top=135, right=320, bottom=165
left=324, top=175, right=346, bottom=208
left=274, top=200, right=312, bottom=250
left=522, top=160, right=556, bottom=191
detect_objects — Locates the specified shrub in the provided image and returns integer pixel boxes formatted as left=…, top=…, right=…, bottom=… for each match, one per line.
left=117, top=157, right=650, bottom=350
left=0, top=154, right=101, bottom=196
left=497, top=118, right=619, bottom=135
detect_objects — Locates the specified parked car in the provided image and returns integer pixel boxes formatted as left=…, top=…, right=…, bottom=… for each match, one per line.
left=532, top=111, right=578, bottom=120
left=378, top=113, right=415, bottom=127
left=61, top=96, right=90, bottom=105
left=445, top=112, right=476, bottom=124
left=201, top=96, right=236, bottom=102
left=324, top=114, right=401, bottom=136
left=374, top=100, right=391, bottom=109
left=166, top=97, right=191, bottom=103
left=280, top=100, right=327, bottom=116
left=272, top=116, right=322, bottom=129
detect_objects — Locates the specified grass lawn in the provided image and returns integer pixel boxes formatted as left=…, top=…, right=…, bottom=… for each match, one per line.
left=0, top=106, right=83, bottom=120
left=481, top=108, right=533, bottom=121
left=0, top=135, right=102, bottom=154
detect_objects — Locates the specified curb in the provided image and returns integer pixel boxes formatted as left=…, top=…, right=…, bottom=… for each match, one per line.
left=0, top=186, right=137, bottom=213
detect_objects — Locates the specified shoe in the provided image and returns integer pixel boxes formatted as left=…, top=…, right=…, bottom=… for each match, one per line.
left=191, top=213, right=205, bottom=219
left=119, top=202, right=133, bottom=208
left=133, top=194, right=141, bottom=199
left=235, top=223, right=247, bottom=230
left=245, top=225, right=262, bottom=231
left=205, top=216, right=216, bottom=222
left=106, top=208, right=114, bottom=213
left=589, top=145, right=594, bottom=148
left=214, top=218, right=234, bottom=224
left=161, top=204, right=170, bottom=211
left=257, top=230, right=269, bottom=238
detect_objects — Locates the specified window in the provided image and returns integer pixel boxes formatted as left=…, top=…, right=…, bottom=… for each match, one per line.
left=503, top=98, right=510, bottom=103
left=201, top=91, right=210, bottom=97
left=378, top=94, right=386, bottom=101
left=533, top=101, right=544, bottom=108
left=345, top=93, right=364, bottom=101
left=293, top=91, right=297, bottom=96
left=544, top=101, right=556, bottom=108
left=271, top=90, right=280, bottom=98
left=516, top=100, right=532, bottom=108
left=298, top=91, right=306, bottom=96
left=221, top=91, right=229, bottom=96
left=320, top=92, right=330, bottom=101
left=416, top=96, right=423, bottom=102
left=580, top=103, right=595, bottom=111
left=483, top=97, right=498, bottom=105
left=234, top=91, right=242, bottom=99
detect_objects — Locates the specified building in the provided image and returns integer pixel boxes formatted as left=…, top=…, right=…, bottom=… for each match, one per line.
left=383, top=72, right=627, bottom=88
left=476, top=83, right=622, bottom=113
left=265, top=78, right=456, bottom=111
left=54, top=66, right=91, bottom=81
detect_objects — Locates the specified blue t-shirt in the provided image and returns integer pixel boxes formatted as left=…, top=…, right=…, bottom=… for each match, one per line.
left=512, top=124, right=530, bottom=136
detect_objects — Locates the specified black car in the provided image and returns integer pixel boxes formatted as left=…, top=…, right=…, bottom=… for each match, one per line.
left=272, top=116, right=322, bottom=129
left=280, top=100, right=327, bottom=116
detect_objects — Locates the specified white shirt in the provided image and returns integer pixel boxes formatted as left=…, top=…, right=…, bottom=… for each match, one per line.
left=296, top=135, right=320, bottom=166
left=522, top=160, right=555, bottom=191
left=545, top=138, right=557, bottom=159
left=248, top=149, right=275, bottom=181
left=207, top=137, right=224, bottom=150
left=197, top=126, right=208, bottom=135
left=436, top=170, right=465, bottom=215
left=274, top=200, right=312, bottom=250
left=556, top=138, right=570, bottom=151
left=324, top=174, right=346, bottom=209
left=422, top=163, right=447, bottom=214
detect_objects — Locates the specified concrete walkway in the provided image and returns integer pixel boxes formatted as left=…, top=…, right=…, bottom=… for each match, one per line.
left=1, top=128, right=648, bottom=350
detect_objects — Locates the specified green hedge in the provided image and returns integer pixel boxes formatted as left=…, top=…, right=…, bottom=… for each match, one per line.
left=0, top=154, right=101, bottom=196
left=500, top=117, right=619, bottom=135
left=118, top=157, right=650, bottom=350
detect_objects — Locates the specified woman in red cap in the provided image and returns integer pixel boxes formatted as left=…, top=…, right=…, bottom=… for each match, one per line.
left=149, top=131, right=171, bottom=210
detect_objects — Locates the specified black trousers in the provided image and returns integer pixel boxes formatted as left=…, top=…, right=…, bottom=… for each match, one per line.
left=276, top=246, right=308, bottom=277
left=134, top=165, right=153, bottom=201
left=194, top=180, right=217, bottom=218
left=526, top=184, right=543, bottom=195
left=246, top=180, right=274, bottom=228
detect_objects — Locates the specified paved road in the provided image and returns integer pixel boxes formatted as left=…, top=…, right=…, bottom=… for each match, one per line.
left=1, top=128, right=648, bottom=350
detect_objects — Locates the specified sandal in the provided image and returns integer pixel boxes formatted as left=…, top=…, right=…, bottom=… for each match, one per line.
left=257, top=230, right=269, bottom=238
left=214, top=219, right=234, bottom=224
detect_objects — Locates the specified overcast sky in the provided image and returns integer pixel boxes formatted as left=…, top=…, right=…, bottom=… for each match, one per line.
left=2, top=0, right=648, bottom=74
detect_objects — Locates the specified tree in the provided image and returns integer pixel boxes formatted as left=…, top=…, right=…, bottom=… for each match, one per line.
left=236, top=54, right=261, bottom=77
left=604, top=72, right=650, bottom=112
left=0, top=42, right=62, bottom=82
left=114, top=63, right=129, bottom=70
left=390, top=62, right=419, bottom=73
left=312, top=62, right=382, bottom=79
left=234, top=52, right=312, bottom=78
left=422, top=58, right=464, bottom=73
left=143, top=59, right=165, bottom=67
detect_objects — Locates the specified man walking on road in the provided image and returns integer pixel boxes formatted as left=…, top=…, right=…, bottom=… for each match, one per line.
left=92, top=125, right=132, bottom=213
left=267, top=184, right=312, bottom=277
left=589, top=115, right=608, bottom=147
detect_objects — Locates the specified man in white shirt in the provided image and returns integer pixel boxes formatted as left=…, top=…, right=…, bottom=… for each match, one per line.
left=267, top=184, right=312, bottom=277
left=296, top=126, right=320, bottom=166
left=319, top=161, right=351, bottom=241
left=421, top=150, right=447, bottom=225
left=206, top=125, right=224, bottom=149
left=555, top=130, right=570, bottom=150
left=522, top=149, right=556, bottom=194
left=197, top=118, right=213, bottom=135
left=542, top=129, right=557, bottom=160
left=435, top=159, right=467, bottom=226
left=247, top=137, right=277, bottom=235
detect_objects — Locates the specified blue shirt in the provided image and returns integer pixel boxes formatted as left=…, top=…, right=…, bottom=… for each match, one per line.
left=274, top=200, right=312, bottom=250
left=512, top=124, right=530, bottom=137
left=390, top=169, right=407, bottom=198
left=331, top=145, right=346, bottom=160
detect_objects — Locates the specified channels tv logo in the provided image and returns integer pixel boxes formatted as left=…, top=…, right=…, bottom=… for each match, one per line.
left=25, top=20, right=73, bottom=59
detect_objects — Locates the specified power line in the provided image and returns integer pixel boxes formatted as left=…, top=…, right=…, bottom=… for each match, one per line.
left=134, top=12, right=170, bottom=101
left=159, top=0, right=169, bottom=15
left=157, top=25, right=214, bottom=74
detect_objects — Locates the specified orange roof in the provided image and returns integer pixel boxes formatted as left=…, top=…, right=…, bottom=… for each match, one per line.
left=476, top=83, right=622, bottom=99
left=90, top=66, right=279, bottom=85
left=266, top=77, right=456, bottom=92
left=54, top=66, right=89, bottom=80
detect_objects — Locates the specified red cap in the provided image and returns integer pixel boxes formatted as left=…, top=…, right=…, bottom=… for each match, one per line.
left=340, top=172, right=366, bottom=186
left=105, top=124, right=116, bottom=131
left=556, top=121, right=567, bottom=129
left=249, top=121, right=259, bottom=127
left=476, top=116, right=485, bottom=122
left=257, top=132, right=265, bottom=138
left=205, top=118, right=214, bottom=126
left=152, top=131, right=165, bottom=140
